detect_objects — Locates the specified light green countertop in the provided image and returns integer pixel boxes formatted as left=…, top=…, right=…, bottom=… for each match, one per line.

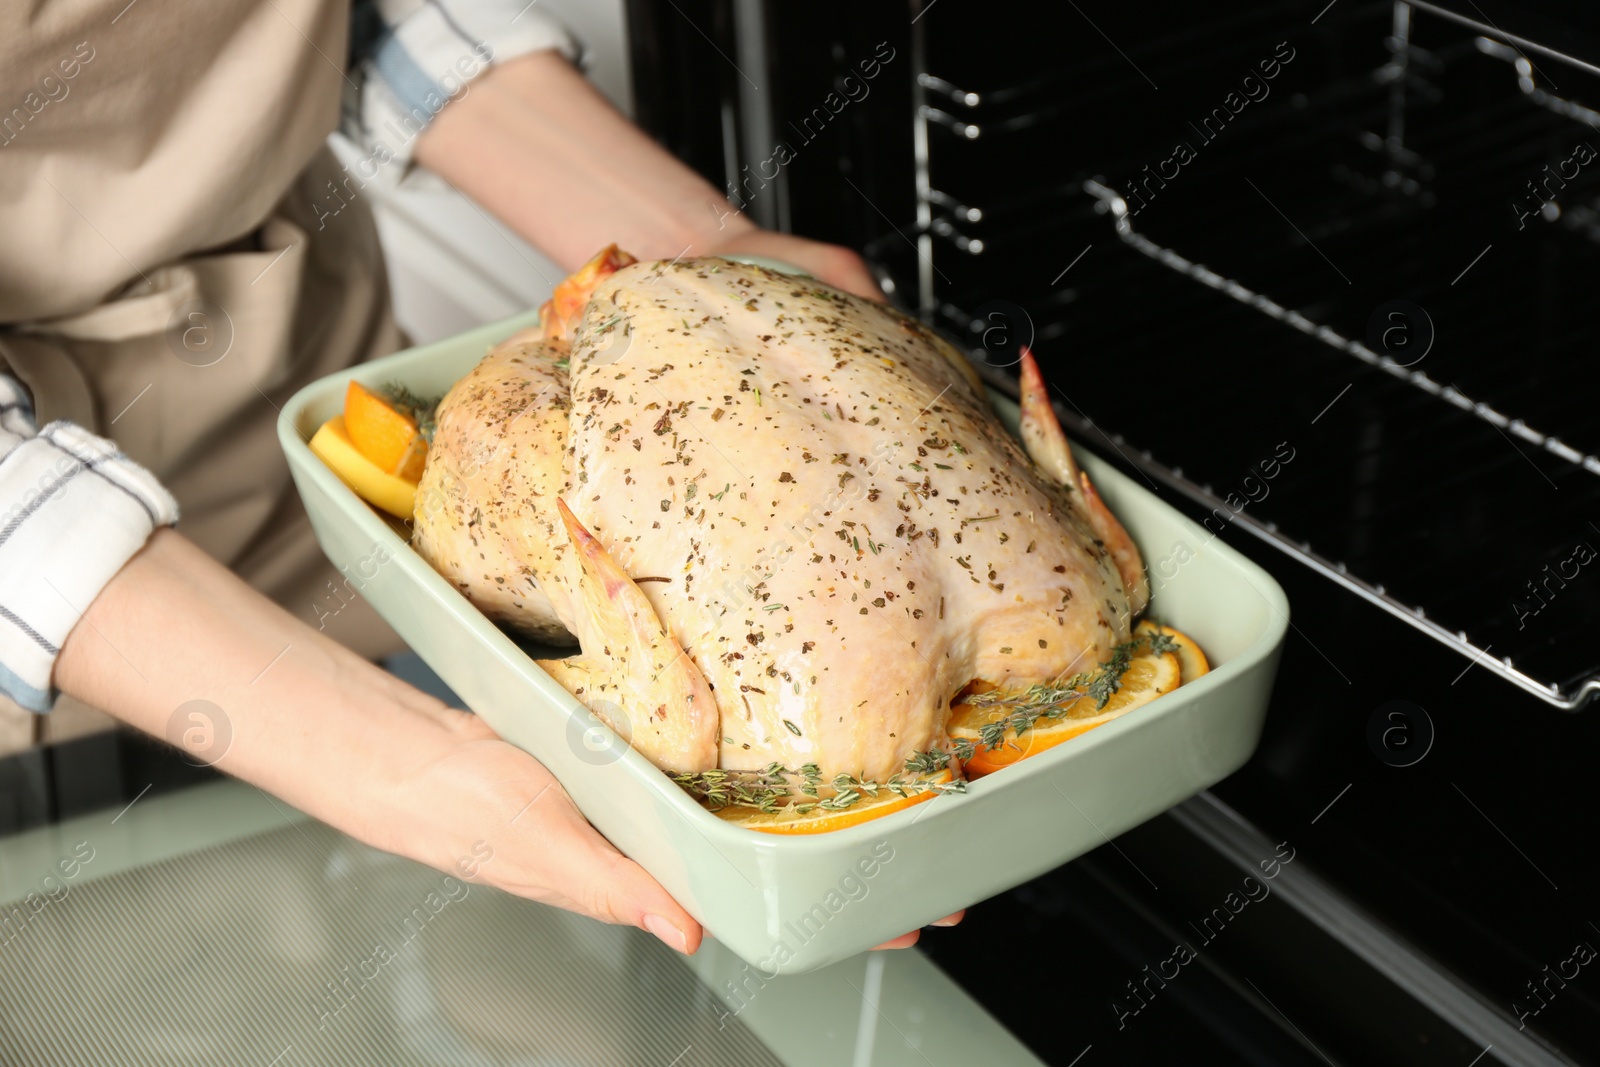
left=0, top=779, right=1042, bottom=1066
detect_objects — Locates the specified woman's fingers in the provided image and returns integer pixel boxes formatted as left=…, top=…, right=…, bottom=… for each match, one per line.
left=409, top=730, right=704, bottom=954
left=503, top=767, right=704, bottom=953
left=871, top=931, right=921, bottom=951
left=870, top=909, right=967, bottom=950
left=581, top=835, right=704, bottom=954
left=698, top=230, right=887, bottom=301
left=423, top=722, right=964, bottom=960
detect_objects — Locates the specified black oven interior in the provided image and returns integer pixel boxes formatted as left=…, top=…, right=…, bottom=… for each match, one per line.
left=633, top=2, right=1600, bottom=1062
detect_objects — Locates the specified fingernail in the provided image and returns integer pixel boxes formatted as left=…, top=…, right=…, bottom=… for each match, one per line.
left=643, top=913, right=689, bottom=953
left=931, top=918, right=959, bottom=927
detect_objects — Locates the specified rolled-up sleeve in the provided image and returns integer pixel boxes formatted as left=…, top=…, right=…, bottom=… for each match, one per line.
left=0, top=375, right=179, bottom=711
left=343, top=0, right=580, bottom=185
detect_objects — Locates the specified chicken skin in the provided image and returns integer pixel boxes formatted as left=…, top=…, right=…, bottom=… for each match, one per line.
left=414, top=252, right=1145, bottom=780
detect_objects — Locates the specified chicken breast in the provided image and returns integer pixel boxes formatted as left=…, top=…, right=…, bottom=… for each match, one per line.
left=415, top=254, right=1144, bottom=780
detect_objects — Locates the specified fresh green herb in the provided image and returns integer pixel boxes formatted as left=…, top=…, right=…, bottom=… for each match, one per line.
left=672, top=763, right=964, bottom=814
left=904, top=749, right=952, bottom=774
left=380, top=384, right=443, bottom=443
left=675, top=764, right=960, bottom=812
left=1147, top=630, right=1179, bottom=656
left=978, top=718, right=1009, bottom=751
left=959, top=632, right=1162, bottom=757
left=1083, top=640, right=1137, bottom=708
left=668, top=767, right=790, bottom=813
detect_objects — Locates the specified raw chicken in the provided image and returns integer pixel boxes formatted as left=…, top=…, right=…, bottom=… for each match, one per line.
left=413, top=250, right=1146, bottom=780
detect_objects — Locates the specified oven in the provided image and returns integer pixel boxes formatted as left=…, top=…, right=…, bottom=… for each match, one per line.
left=627, top=1, right=1600, bottom=1063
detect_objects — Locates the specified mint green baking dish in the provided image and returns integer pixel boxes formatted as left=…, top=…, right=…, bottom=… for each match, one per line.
left=278, top=309, right=1288, bottom=976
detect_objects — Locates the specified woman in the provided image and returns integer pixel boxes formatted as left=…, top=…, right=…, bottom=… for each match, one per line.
left=0, top=0, right=955, bottom=954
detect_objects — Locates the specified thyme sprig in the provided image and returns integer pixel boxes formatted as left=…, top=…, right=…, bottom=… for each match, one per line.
left=957, top=628, right=1173, bottom=753
left=675, top=628, right=1181, bottom=816
left=672, top=756, right=967, bottom=815
left=381, top=383, right=443, bottom=443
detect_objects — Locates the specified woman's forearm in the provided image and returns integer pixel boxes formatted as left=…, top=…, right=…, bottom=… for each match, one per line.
left=415, top=50, right=756, bottom=271
left=53, top=529, right=463, bottom=841
left=416, top=50, right=885, bottom=299
left=52, top=528, right=705, bottom=950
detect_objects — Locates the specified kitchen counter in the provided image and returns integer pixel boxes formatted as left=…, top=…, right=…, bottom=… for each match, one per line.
left=0, top=774, right=1041, bottom=1066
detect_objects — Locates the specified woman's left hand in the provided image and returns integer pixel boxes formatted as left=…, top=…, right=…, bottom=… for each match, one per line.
left=872, top=910, right=966, bottom=951
left=698, top=229, right=888, bottom=302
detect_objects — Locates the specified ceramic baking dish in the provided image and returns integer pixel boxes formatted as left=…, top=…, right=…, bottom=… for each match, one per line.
left=279, top=307, right=1289, bottom=975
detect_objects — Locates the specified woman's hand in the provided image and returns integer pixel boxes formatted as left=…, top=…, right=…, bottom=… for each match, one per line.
left=385, top=705, right=701, bottom=953
left=873, top=910, right=966, bottom=950
left=696, top=229, right=887, bottom=301
left=393, top=708, right=958, bottom=952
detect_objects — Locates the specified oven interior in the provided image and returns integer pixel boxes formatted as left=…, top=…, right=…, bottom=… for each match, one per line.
left=753, top=0, right=1600, bottom=711
left=632, top=1, right=1600, bottom=1061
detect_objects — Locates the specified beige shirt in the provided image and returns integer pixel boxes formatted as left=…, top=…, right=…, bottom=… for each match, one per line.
left=1, top=0, right=407, bottom=748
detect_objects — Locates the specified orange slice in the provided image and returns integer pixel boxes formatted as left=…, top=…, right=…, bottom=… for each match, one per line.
left=950, top=625, right=1187, bottom=778
left=343, top=381, right=428, bottom=481
left=539, top=244, right=638, bottom=341
left=309, top=415, right=417, bottom=519
left=715, top=771, right=952, bottom=835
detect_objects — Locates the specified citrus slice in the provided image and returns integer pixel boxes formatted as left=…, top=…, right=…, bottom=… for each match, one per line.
left=1143, top=620, right=1210, bottom=683
left=950, top=633, right=1184, bottom=778
left=539, top=244, right=638, bottom=341
left=343, top=381, right=428, bottom=481
left=309, top=415, right=417, bottom=519
left=715, top=772, right=952, bottom=835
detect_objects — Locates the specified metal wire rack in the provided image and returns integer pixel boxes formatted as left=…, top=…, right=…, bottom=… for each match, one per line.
left=899, top=1, right=1600, bottom=709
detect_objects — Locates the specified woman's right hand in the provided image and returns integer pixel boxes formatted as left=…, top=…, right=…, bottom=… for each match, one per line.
left=54, top=529, right=708, bottom=951
left=380, top=700, right=701, bottom=954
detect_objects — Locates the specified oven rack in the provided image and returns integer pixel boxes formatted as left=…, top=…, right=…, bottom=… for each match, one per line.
left=1474, top=34, right=1600, bottom=127
left=912, top=186, right=1600, bottom=709
left=1013, top=178, right=1597, bottom=711
left=1081, top=179, right=1600, bottom=480
left=978, top=367, right=1599, bottom=714
left=904, top=0, right=1381, bottom=288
